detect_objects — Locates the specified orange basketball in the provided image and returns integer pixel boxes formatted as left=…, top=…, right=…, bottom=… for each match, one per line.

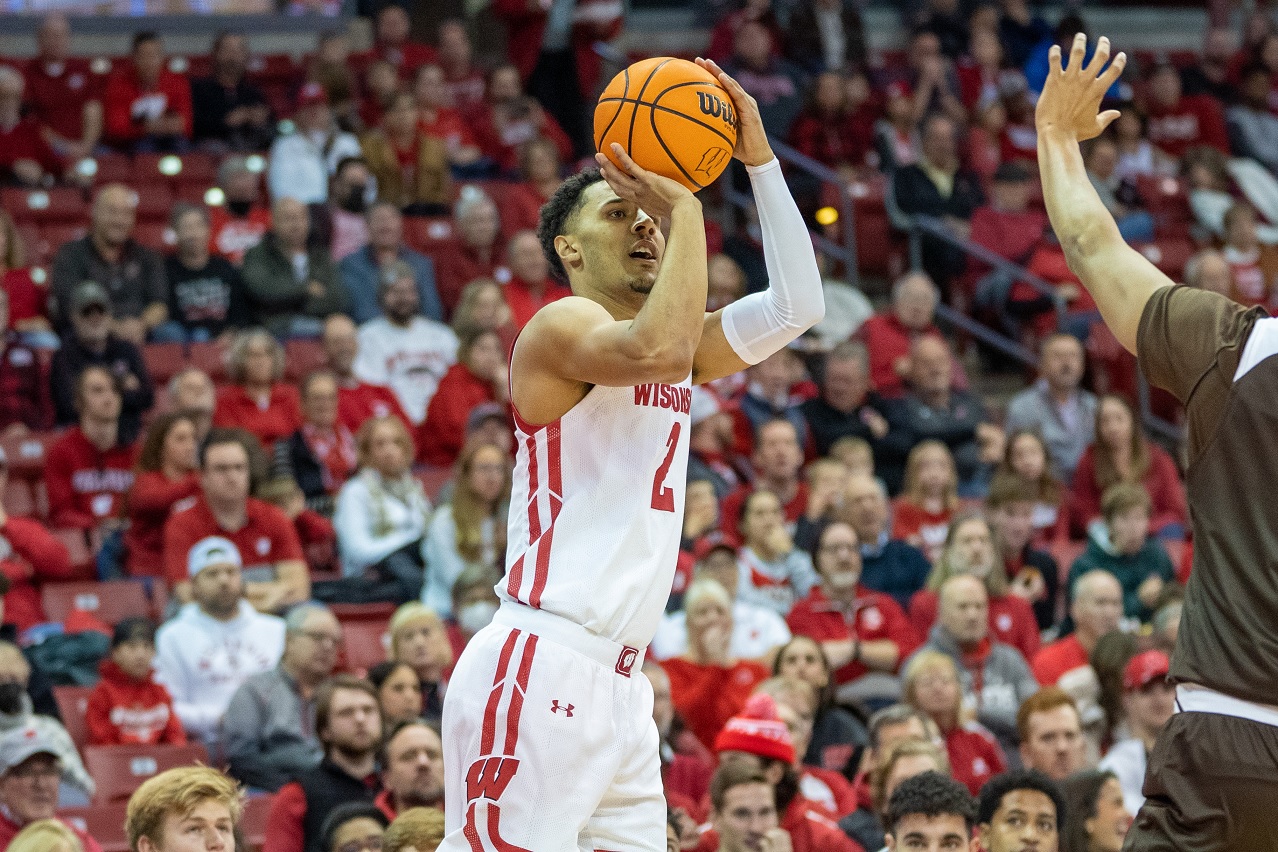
left=594, top=57, right=739, bottom=192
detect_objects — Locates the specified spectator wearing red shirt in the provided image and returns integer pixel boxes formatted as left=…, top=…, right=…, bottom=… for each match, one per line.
left=163, top=428, right=309, bottom=614
left=23, top=13, right=103, bottom=161
left=431, top=188, right=509, bottom=317
left=644, top=661, right=714, bottom=822
left=966, top=162, right=1048, bottom=300
left=274, top=372, right=357, bottom=515
left=502, top=230, right=571, bottom=330
left=356, top=5, right=438, bottom=81
left=902, top=650, right=1005, bottom=796
left=86, top=617, right=186, bottom=746
left=1031, top=570, right=1122, bottom=738
left=1068, top=395, right=1188, bottom=541
left=857, top=272, right=965, bottom=399
left=321, top=314, right=411, bottom=436
left=0, top=450, right=75, bottom=633
left=437, top=19, right=487, bottom=110
left=786, top=521, right=919, bottom=690
left=0, top=68, right=63, bottom=187
left=891, top=441, right=960, bottom=562
left=45, top=365, right=137, bottom=531
left=906, top=514, right=1040, bottom=665
left=1220, top=202, right=1278, bottom=309
left=662, top=579, right=772, bottom=752
left=787, top=71, right=877, bottom=178
left=0, top=294, right=54, bottom=438
left=502, top=137, right=566, bottom=240
left=0, top=212, right=53, bottom=342
left=214, top=329, right=303, bottom=449
left=413, top=64, right=485, bottom=174
left=1143, top=61, right=1229, bottom=159
left=123, top=412, right=201, bottom=578
left=472, top=65, right=575, bottom=174
left=720, top=419, right=810, bottom=543
left=103, top=32, right=193, bottom=152
left=417, top=328, right=507, bottom=468
left=208, top=157, right=271, bottom=265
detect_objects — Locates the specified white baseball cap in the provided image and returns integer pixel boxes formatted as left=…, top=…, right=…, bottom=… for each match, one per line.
left=187, top=536, right=242, bottom=579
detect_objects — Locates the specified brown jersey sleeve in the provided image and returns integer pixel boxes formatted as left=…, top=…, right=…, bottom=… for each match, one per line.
left=1137, top=284, right=1265, bottom=463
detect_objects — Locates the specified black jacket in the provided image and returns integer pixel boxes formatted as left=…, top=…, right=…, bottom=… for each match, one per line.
left=296, top=758, right=380, bottom=852
left=50, top=333, right=154, bottom=444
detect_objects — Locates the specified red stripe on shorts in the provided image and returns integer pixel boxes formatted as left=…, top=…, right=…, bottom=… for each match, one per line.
left=503, top=634, right=538, bottom=756
left=487, top=803, right=533, bottom=852
left=480, top=629, right=521, bottom=755
left=463, top=802, right=486, bottom=852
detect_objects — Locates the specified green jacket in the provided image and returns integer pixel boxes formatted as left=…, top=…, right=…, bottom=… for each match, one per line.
left=241, top=233, right=347, bottom=335
left=1068, top=532, right=1175, bottom=622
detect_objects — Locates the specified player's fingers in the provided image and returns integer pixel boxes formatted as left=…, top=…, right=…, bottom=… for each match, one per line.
left=1047, top=44, right=1062, bottom=81
left=1067, top=32, right=1087, bottom=73
left=609, top=142, right=648, bottom=178
left=1097, top=109, right=1122, bottom=134
left=1084, top=36, right=1110, bottom=77
left=1097, top=50, right=1127, bottom=90
left=695, top=56, right=723, bottom=77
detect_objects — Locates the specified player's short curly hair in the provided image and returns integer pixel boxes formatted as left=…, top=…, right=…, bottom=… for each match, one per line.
left=885, top=771, right=976, bottom=837
left=978, top=769, right=1066, bottom=830
left=537, top=168, right=605, bottom=284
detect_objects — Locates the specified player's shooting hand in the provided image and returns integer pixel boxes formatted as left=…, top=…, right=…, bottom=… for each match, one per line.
left=1036, top=33, right=1127, bottom=142
left=694, top=57, right=774, bottom=168
left=595, top=143, right=697, bottom=221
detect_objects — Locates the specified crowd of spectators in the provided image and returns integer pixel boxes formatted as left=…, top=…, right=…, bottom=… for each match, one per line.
left=0, top=0, right=1255, bottom=849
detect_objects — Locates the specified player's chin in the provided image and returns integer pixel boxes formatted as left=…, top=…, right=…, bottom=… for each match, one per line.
left=628, top=274, right=658, bottom=294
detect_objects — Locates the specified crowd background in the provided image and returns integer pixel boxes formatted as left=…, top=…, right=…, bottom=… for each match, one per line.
left=0, top=0, right=1262, bottom=850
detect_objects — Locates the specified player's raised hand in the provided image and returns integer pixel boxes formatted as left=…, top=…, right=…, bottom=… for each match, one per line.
left=1036, top=33, right=1127, bottom=142
left=695, top=57, right=774, bottom=167
left=595, top=142, right=697, bottom=221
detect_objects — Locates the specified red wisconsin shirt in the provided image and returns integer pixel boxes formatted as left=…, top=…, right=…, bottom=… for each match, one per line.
left=0, top=517, right=76, bottom=632
left=945, top=722, right=1006, bottom=795
left=103, top=67, right=193, bottom=145
left=504, top=277, right=571, bottom=330
left=123, top=470, right=201, bottom=577
left=44, top=427, right=137, bottom=530
left=430, top=243, right=509, bottom=318
left=908, top=589, right=1040, bottom=662
left=1146, top=95, right=1230, bottom=158
left=891, top=498, right=955, bottom=563
left=0, top=117, right=62, bottom=179
left=162, top=495, right=304, bottom=585
left=661, top=657, right=771, bottom=752
left=24, top=57, right=103, bottom=141
left=719, top=481, right=810, bottom=543
left=208, top=206, right=271, bottom=265
left=3, top=269, right=45, bottom=327
left=1031, top=633, right=1089, bottom=686
left=214, top=383, right=303, bottom=448
left=85, top=658, right=186, bottom=746
left=786, top=586, right=920, bottom=685
left=337, top=380, right=412, bottom=435
left=418, top=108, right=478, bottom=150
left=416, top=363, right=501, bottom=467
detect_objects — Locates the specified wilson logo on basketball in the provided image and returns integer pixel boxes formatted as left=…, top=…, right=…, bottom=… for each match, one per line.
left=465, top=756, right=520, bottom=802
left=696, top=91, right=738, bottom=129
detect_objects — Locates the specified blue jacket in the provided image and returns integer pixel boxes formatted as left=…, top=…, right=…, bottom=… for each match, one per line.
left=339, top=246, right=443, bottom=325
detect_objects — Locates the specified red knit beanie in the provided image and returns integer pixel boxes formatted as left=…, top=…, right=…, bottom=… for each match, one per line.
left=713, top=693, right=796, bottom=764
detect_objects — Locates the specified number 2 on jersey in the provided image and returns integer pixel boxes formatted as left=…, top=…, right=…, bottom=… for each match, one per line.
left=650, top=422, right=682, bottom=512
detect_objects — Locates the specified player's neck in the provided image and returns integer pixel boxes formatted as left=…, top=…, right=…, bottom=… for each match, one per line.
left=573, top=280, right=642, bottom=322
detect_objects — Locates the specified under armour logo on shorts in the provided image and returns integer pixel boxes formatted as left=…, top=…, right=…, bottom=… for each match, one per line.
left=551, top=700, right=574, bottom=717
left=615, top=646, right=639, bottom=677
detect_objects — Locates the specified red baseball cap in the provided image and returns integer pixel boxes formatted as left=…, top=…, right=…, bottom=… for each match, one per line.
left=692, top=531, right=737, bottom=562
left=1123, top=650, right=1171, bottom=691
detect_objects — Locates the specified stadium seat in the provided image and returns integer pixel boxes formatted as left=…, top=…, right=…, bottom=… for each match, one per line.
left=284, top=338, right=327, bottom=383
left=0, top=187, right=87, bottom=226
left=1, top=430, right=57, bottom=481
left=241, top=792, right=275, bottom=850
left=133, top=221, right=174, bottom=253
left=90, top=154, right=134, bottom=185
left=403, top=216, right=455, bottom=254
left=188, top=340, right=230, bottom=382
left=142, top=342, right=188, bottom=387
left=340, top=619, right=390, bottom=676
left=49, top=529, right=95, bottom=575
left=40, top=223, right=89, bottom=259
left=414, top=466, right=453, bottom=503
left=83, top=743, right=210, bottom=803
left=246, top=53, right=297, bottom=84
left=41, top=580, right=151, bottom=625
left=132, top=183, right=176, bottom=224
left=2, top=479, right=35, bottom=518
left=52, top=685, right=93, bottom=751
left=58, top=801, right=130, bottom=852
left=330, top=602, right=398, bottom=622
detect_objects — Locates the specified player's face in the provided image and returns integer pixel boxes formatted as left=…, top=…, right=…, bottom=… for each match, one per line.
left=888, top=813, right=972, bottom=852
left=979, top=789, right=1058, bottom=852
left=714, top=782, right=778, bottom=852
left=569, top=181, right=666, bottom=296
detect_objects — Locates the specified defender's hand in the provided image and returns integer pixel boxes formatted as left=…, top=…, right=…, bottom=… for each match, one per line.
left=694, top=57, right=773, bottom=167
left=1036, top=33, right=1127, bottom=142
left=595, top=143, right=697, bottom=221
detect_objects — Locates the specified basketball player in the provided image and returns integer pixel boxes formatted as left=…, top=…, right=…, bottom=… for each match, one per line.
left=1038, top=35, right=1278, bottom=851
left=436, top=58, right=824, bottom=852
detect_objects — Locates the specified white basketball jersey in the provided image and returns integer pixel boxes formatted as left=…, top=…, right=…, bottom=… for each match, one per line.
left=501, top=376, right=692, bottom=649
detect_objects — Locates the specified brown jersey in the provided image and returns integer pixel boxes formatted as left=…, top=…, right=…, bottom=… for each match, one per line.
left=1138, top=284, right=1276, bottom=705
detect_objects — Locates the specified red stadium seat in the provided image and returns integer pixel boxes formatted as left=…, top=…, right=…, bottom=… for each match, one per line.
left=188, top=340, right=230, bottom=383
left=142, top=342, right=188, bottom=386
left=90, top=154, right=134, bottom=185
left=83, top=743, right=210, bottom=803
left=133, top=221, right=174, bottom=253
left=403, top=216, right=455, bottom=254
left=246, top=53, right=298, bottom=84
left=1136, top=237, right=1195, bottom=281
left=340, top=619, right=390, bottom=676
left=41, top=223, right=89, bottom=258
left=414, top=466, right=454, bottom=503
left=0, top=430, right=58, bottom=481
left=131, top=182, right=176, bottom=224
left=0, top=187, right=87, bottom=225
left=284, top=338, right=327, bottom=383
left=41, top=580, right=151, bottom=625
left=52, top=685, right=93, bottom=751
left=58, top=801, right=130, bottom=852
left=241, top=793, right=275, bottom=850
left=330, top=602, right=397, bottom=622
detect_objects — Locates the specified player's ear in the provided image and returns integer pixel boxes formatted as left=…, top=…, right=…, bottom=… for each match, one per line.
left=555, top=234, right=581, bottom=274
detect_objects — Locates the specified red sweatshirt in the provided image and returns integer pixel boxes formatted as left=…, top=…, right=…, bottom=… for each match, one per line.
left=44, top=427, right=137, bottom=530
left=123, top=471, right=201, bottom=577
left=1069, top=442, right=1188, bottom=538
left=908, top=589, right=1040, bottom=662
left=103, top=66, right=193, bottom=146
left=0, top=116, right=63, bottom=181
left=1145, top=94, right=1230, bottom=158
left=430, top=243, right=507, bottom=318
left=857, top=313, right=968, bottom=398
left=85, top=658, right=187, bottom=746
left=24, top=56, right=104, bottom=142
left=661, top=657, right=771, bottom=752
left=786, top=586, right=920, bottom=686
left=0, top=516, right=75, bottom=632
left=213, top=383, right=302, bottom=448
left=337, top=380, right=412, bottom=436
left=504, top=277, right=571, bottom=331
left=891, top=498, right=955, bottom=563
left=945, top=722, right=1006, bottom=796
left=417, top=363, right=501, bottom=467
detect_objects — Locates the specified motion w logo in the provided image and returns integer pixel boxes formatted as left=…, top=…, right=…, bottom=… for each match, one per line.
left=694, top=147, right=730, bottom=176
left=465, top=756, right=520, bottom=802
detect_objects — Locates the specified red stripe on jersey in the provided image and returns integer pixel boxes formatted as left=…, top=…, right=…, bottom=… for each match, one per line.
left=463, top=803, right=486, bottom=852
left=480, top=630, right=521, bottom=755
left=487, top=804, right=533, bottom=852
left=505, top=553, right=525, bottom=601
left=546, top=423, right=562, bottom=498
left=528, top=525, right=554, bottom=609
left=525, top=433, right=541, bottom=541
left=503, top=634, right=537, bottom=756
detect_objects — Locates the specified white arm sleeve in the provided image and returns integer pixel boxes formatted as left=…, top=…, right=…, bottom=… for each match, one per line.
left=719, top=158, right=825, bottom=365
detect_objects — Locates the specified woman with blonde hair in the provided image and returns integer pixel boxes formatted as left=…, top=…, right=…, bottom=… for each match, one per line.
left=388, top=602, right=453, bottom=723
left=326, top=416, right=431, bottom=604
left=212, top=328, right=302, bottom=447
left=8, top=820, right=85, bottom=852
left=384, top=806, right=447, bottom=852
left=891, top=440, right=960, bottom=562
left=450, top=278, right=516, bottom=353
left=995, top=429, right=1068, bottom=544
left=421, top=440, right=510, bottom=618
left=902, top=650, right=1006, bottom=796
left=907, top=512, right=1040, bottom=661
